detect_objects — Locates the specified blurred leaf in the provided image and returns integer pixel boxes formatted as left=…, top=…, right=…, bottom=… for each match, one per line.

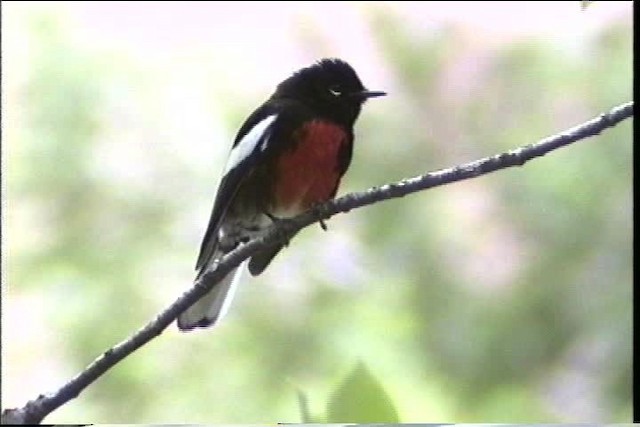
left=326, top=361, right=399, bottom=423
left=296, top=388, right=324, bottom=423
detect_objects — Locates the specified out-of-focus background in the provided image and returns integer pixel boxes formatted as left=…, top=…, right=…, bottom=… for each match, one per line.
left=1, top=1, right=632, bottom=423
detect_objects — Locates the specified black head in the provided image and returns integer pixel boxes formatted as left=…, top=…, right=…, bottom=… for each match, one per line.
left=272, top=58, right=385, bottom=126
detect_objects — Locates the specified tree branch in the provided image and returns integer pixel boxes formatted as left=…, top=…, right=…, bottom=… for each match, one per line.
left=1, top=101, right=633, bottom=425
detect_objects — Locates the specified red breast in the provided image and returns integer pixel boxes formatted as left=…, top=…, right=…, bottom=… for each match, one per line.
left=274, top=120, right=347, bottom=214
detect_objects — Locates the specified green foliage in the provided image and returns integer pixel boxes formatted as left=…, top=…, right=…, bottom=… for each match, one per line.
left=326, top=362, right=400, bottom=423
left=296, top=362, right=400, bottom=423
left=296, top=389, right=316, bottom=423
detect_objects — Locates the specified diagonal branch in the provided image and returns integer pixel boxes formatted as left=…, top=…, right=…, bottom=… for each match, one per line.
left=1, top=101, right=633, bottom=425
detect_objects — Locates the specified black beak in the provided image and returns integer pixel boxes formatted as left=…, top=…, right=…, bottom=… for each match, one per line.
left=352, top=89, right=387, bottom=100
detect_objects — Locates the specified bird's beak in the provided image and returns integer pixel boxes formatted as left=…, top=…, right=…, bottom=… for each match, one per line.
left=353, top=89, right=387, bottom=100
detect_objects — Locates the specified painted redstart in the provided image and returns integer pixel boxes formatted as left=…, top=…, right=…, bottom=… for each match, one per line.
left=177, top=58, right=385, bottom=331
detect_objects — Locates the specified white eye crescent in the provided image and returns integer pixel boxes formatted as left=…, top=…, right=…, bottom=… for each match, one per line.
left=328, top=86, right=342, bottom=97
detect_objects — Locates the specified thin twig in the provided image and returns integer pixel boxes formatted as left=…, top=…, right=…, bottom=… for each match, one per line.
left=1, top=101, right=633, bottom=425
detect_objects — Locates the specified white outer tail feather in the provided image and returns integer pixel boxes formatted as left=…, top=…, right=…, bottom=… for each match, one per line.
left=177, top=259, right=246, bottom=330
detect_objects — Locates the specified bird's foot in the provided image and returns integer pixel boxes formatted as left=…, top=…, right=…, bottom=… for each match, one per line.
left=263, top=211, right=296, bottom=246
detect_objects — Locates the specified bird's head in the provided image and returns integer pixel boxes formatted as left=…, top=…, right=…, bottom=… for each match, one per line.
left=273, top=58, right=386, bottom=125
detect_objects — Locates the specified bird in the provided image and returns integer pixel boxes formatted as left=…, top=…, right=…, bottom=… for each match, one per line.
left=177, top=58, right=385, bottom=331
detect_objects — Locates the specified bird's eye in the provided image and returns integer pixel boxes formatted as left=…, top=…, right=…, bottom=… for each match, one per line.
left=328, top=85, right=342, bottom=97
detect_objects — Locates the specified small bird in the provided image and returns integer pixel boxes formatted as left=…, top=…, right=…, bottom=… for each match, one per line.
left=177, top=58, right=385, bottom=331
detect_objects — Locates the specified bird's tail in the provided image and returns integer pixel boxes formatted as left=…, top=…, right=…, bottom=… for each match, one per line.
left=177, top=255, right=245, bottom=331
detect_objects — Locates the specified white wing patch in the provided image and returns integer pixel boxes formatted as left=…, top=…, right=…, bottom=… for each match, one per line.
left=223, top=114, right=277, bottom=175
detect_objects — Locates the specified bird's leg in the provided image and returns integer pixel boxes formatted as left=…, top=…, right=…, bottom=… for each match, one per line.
left=263, top=211, right=294, bottom=247
left=308, top=202, right=329, bottom=231
left=264, top=211, right=279, bottom=223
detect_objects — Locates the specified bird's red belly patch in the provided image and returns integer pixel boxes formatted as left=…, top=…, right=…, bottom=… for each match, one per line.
left=274, top=120, right=346, bottom=214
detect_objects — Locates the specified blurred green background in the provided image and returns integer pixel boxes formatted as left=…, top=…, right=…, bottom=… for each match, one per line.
left=2, top=1, right=632, bottom=423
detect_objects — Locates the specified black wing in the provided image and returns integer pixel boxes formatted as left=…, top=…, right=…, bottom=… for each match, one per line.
left=195, top=103, right=279, bottom=273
